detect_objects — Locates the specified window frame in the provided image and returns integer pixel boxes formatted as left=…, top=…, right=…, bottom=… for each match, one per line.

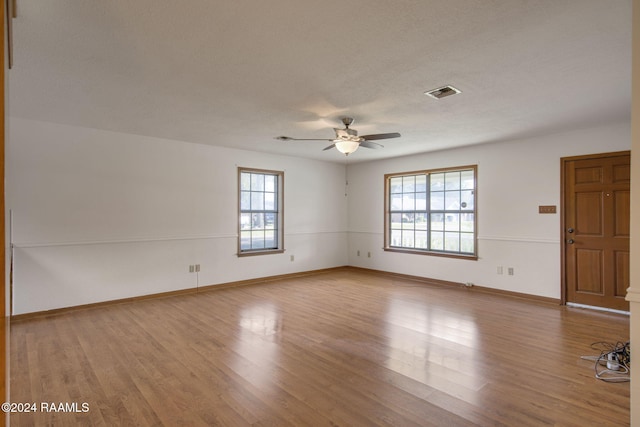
left=384, top=165, right=478, bottom=260
left=237, top=167, right=285, bottom=257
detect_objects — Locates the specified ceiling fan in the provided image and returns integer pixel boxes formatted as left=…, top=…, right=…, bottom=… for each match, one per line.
left=275, top=117, right=400, bottom=156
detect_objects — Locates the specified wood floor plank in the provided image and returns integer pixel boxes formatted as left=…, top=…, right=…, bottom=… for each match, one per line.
left=10, top=269, right=630, bottom=426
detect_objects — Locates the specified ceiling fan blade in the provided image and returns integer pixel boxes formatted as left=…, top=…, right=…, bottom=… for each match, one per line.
left=360, top=132, right=401, bottom=141
left=359, top=140, right=383, bottom=149
left=275, top=136, right=334, bottom=141
left=322, top=143, right=336, bottom=151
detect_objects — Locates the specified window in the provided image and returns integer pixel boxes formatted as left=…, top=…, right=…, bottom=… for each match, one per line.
left=384, top=165, right=477, bottom=259
left=238, top=168, right=284, bottom=256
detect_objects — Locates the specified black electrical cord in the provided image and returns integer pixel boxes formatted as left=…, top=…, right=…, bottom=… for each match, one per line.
left=588, top=341, right=631, bottom=383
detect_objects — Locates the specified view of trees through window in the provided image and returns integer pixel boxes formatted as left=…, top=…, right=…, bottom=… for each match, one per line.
left=386, top=166, right=476, bottom=257
left=238, top=168, right=283, bottom=254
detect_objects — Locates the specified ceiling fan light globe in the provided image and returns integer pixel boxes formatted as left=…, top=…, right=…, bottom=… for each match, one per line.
left=334, top=140, right=360, bottom=155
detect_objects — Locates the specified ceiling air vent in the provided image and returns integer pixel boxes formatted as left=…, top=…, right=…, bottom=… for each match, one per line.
left=424, top=85, right=461, bottom=99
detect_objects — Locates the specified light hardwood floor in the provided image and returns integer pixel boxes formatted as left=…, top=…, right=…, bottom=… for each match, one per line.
left=10, top=269, right=630, bottom=426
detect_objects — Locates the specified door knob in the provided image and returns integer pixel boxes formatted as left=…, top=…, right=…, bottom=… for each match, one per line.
left=567, top=239, right=575, bottom=244
left=567, top=228, right=574, bottom=233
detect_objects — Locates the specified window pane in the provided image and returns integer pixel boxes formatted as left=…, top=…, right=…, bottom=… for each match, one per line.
left=415, top=192, right=427, bottom=210
left=445, top=171, right=461, bottom=190
left=402, top=229, right=414, bottom=247
left=265, top=230, right=276, bottom=248
left=390, top=194, right=403, bottom=211
left=251, top=192, right=264, bottom=210
left=460, top=190, right=474, bottom=210
left=402, top=176, right=415, bottom=192
left=402, top=194, right=415, bottom=211
left=265, top=192, right=275, bottom=210
left=251, top=213, right=264, bottom=229
left=264, top=213, right=276, bottom=229
left=390, top=177, right=403, bottom=193
left=391, top=229, right=402, bottom=246
left=431, top=192, right=444, bottom=210
left=445, top=213, right=460, bottom=231
left=264, top=175, right=276, bottom=192
left=415, top=230, right=427, bottom=248
left=241, top=173, right=251, bottom=191
left=431, top=213, right=444, bottom=231
left=240, top=191, right=251, bottom=210
left=415, top=175, right=427, bottom=192
left=251, top=174, right=264, bottom=191
left=445, top=191, right=460, bottom=210
left=240, top=213, right=252, bottom=230
left=460, top=233, right=474, bottom=253
left=240, top=231, right=252, bottom=250
left=431, top=232, right=444, bottom=250
left=444, top=232, right=460, bottom=251
left=390, top=213, right=402, bottom=229
left=415, top=212, right=428, bottom=230
left=461, top=213, right=474, bottom=232
left=461, top=170, right=474, bottom=189
left=402, top=213, right=414, bottom=229
left=251, top=232, right=265, bottom=249
left=431, top=173, right=445, bottom=191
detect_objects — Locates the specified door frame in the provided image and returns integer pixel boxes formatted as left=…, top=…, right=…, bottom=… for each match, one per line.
left=560, top=150, right=631, bottom=306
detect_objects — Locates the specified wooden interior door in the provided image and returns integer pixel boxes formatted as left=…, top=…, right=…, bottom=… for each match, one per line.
left=563, top=152, right=630, bottom=311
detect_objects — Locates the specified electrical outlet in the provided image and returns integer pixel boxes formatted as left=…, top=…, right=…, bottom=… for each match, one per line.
left=508, top=267, right=514, bottom=276
left=189, top=265, right=195, bottom=273
left=290, top=255, right=294, bottom=262
left=367, top=252, right=371, bottom=258
left=357, top=250, right=360, bottom=256
left=195, top=264, right=200, bottom=272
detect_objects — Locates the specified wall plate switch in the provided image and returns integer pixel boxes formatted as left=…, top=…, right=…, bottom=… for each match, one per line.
left=189, top=265, right=195, bottom=273
left=508, top=267, right=514, bottom=276
left=195, top=264, right=200, bottom=272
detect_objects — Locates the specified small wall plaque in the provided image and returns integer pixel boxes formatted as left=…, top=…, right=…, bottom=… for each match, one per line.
left=538, top=205, right=557, bottom=214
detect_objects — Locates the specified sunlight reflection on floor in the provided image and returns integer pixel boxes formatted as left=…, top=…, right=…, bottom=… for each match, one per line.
left=384, top=297, right=484, bottom=403
left=230, top=302, right=283, bottom=391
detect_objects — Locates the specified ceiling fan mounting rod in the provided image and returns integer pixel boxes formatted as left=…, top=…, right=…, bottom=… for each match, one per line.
left=341, top=117, right=354, bottom=128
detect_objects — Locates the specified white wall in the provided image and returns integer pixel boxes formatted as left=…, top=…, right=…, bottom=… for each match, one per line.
left=8, top=118, right=348, bottom=314
left=7, top=118, right=632, bottom=314
left=347, top=122, right=631, bottom=299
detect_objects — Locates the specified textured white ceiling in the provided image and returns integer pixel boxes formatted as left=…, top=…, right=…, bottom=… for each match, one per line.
left=8, top=0, right=632, bottom=163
